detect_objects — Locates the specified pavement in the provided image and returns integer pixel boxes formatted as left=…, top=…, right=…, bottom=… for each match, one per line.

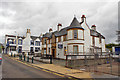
left=4, top=54, right=92, bottom=80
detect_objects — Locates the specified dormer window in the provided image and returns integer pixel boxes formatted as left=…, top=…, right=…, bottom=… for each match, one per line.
left=31, top=40, right=34, bottom=45
left=73, top=30, right=78, bottom=39
left=18, top=39, right=22, bottom=45
left=58, top=37, right=61, bottom=42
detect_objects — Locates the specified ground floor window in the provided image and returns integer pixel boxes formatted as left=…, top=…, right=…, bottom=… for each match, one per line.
left=73, top=45, right=78, bottom=54
left=18, top=46, right=22, bottom=53
left=44, top=48, right=46, bottom=54
left=30, top=47, right=34, bottom=52
left=35, top=47, right=40, bottom=52
left=10, top=46, right=16, bottom=51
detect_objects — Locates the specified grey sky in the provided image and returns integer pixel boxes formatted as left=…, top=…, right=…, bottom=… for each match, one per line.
left=0, top=0, right=118, bottom=44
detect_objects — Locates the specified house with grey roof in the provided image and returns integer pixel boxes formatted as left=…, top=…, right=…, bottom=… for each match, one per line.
left=5, top=29, right=41, bottom=55
left=42, top=15, right=106, bottom=59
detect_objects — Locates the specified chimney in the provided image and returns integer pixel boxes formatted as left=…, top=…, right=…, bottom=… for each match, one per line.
left=49, top=28, right=53, bottom=33
left=26, top=29, right=31, bottom=37
left=81, top=15, right=86, bottom=23
left=57, top=23, right=62, bottom=31
left=27, top=29, right=31, bottom=33
left=91, top=25, right=96, bottom=31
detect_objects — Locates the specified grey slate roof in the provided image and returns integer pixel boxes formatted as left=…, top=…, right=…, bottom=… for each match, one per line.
left=69, top=17, right=82, bottom=27
left=30, top=36, right=41, bottom=41
left=90, top=30, right=105, bottom=39
left=43, top=17, right=84, bottom=38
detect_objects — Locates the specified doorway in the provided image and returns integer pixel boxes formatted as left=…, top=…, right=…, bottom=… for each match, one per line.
left=52, top=49, right=56, bottom=58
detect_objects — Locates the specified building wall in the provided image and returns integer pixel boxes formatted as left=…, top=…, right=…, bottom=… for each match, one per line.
left=81, top=21, right=91, bottom=53
left=102, top=39, right=106, bottom=52
left=22, top=33, right=31, bottom=52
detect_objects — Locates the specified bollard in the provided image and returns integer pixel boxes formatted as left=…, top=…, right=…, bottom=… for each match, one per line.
left=21, top=55, right=22, bottom=60
left=27, top=56, right=29, bottom=62
left=50, top=55, right=52, bottom=64
left=14, top=54, right=15, bottom=57
left=32, top=57, right=34, bottom=63
left=11, top=53, right=12, bottom=57
left=24, top=55, right=25, bottom=61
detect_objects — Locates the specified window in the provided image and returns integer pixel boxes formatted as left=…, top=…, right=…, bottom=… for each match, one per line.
left=58, top=37, right=61, bottom=42
left=73, top=45, right=78, bottom=54
left=92, top=37, right=95, bottom=45
left=44, top=39, right=47, bottom=44
left=31, top=40, right=34, bottom=45
left=99, top=36, right=101, bottom=43
left=49, top=40, right=50, bottom=44
left=63, top=35, right=67, bottom=41
left=35, top=41, right=40, bottom=46
left=73, top=30, right=78, bottom=39
left=44, top=48, right=46, bottom=54
left=35, top=47, right=40, bottom=52
left=18, top=39, right=22, bottom=45
left=64, top=47, right=67, bottom=55
left=30, top=47, right=34, bottom=52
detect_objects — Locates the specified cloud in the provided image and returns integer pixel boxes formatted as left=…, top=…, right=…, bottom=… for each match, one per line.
left=0, top=0, right=118, bottom=44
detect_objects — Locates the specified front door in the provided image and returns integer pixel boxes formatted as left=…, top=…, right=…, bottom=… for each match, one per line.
left=52, top=49, right=55, bottom=58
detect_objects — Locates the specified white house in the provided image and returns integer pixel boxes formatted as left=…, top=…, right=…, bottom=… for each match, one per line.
left=5, top=29, right=41, bottom=55
left=42, top=15, right=106, bottom=59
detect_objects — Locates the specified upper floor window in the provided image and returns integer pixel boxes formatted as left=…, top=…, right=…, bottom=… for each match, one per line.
left=58, top=37, right=61, bottom=42
left=18, top=39, right=22, bottom=45
left=49, top=40, right=50, bottom=44
left=35, top=41, right=40, bottom=46
left=63, top=35, right=67, bottom=41
left=45, top=39, right=47, bottom=44
left=31, top=40, right=34, bottom=45
left=73, top=30, right=78, bottom=39
left=92, top=37, right=95, bottom=45
left=99, top=36, right=102, bottom=43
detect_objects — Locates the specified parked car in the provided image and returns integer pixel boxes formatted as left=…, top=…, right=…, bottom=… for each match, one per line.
left=0, top=57, right=2, bottom=65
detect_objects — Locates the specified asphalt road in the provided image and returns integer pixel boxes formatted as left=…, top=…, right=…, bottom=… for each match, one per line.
left=2, top=54, right=69, bottom=80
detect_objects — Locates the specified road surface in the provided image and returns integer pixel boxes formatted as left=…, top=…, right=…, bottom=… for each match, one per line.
left=2, top=54, right=69, bottom=79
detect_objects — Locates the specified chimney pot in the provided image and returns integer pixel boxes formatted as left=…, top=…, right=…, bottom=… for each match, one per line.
left=49, top=28, right=53, bottom=33
left=57, top=23, right=62, bottom=31
left=91, top=25, right=96, bottom=31
left=82, top=15, right=85, bottom=18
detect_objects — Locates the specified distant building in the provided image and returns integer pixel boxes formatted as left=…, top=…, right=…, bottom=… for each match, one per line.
left=42, top=15, right=106, bottom=59
left=5, top=29, right=41, bottom=55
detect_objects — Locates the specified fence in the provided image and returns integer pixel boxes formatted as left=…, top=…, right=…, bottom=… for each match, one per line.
left=65, top=52, right=119, bottom=76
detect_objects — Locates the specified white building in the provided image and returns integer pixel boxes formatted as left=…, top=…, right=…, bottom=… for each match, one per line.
left=5, top=29, right=41, bottom=55
left=42, top=15, right=106, bottom=59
